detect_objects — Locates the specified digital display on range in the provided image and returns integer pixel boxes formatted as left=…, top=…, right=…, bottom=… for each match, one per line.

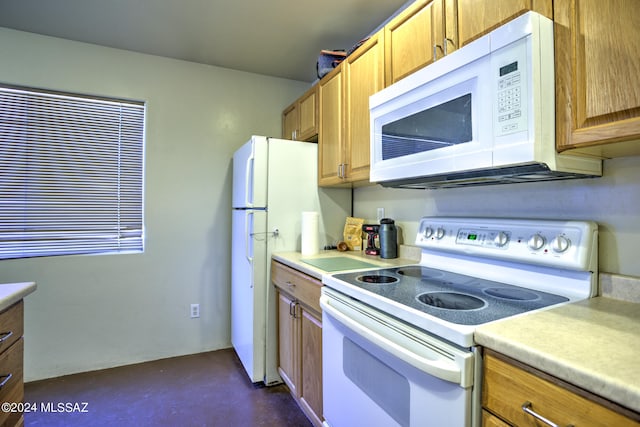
left=468, top=234, right=478, bottom=241
left=500, top=61, right=518, bottom=76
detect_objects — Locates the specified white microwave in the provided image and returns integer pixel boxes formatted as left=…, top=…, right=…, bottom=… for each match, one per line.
left=369, top=12, right=601, bottom=189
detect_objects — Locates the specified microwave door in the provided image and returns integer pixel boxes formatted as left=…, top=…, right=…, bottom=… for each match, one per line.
left=370, top=58, right=494, bottom=183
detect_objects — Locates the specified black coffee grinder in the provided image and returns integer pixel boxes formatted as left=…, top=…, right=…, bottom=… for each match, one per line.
left=362, top=224, right=380, bottom=255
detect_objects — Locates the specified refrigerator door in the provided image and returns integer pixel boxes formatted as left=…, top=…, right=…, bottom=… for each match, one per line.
left=231, top=208, right=268, bottom=383
left=232, top=136, right=268, bottom=209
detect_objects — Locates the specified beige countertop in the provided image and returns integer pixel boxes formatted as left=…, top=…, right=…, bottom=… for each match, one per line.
left=0, top=281, right=37, bottom=312
left=475, top=295, right=640, bottom=414
left=272, top=246, right=421, bottom=280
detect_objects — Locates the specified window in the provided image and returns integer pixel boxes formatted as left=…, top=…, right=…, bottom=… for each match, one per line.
left=0, top=85, right=145, bottom=260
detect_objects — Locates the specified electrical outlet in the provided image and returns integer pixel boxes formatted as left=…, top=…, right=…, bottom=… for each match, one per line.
left=377, top=208, right=385, bottom=222
left=190, top=304, right=200, bottom=318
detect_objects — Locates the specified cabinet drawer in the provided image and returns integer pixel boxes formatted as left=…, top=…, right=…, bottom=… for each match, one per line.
left=483, top=352, right=640, bottom=427
left=0, top=339, right=24, bottom=427
left=0, top=302, right=23, bottom=354
left=271, top=261, right=322, bottom=313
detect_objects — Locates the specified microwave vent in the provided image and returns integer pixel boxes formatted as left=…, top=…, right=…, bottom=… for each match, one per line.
left=379, top=163, right=600, bottom=189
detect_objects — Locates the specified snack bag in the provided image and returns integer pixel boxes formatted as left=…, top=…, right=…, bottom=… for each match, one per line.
left=343, top=217, right=365, bottom=251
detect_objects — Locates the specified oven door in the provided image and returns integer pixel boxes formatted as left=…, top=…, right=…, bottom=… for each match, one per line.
left=320, top=287, right=477, bottom=427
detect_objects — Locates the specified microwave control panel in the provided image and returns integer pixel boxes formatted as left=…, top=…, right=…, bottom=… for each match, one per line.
left=493, top=38, right=529, bottom=137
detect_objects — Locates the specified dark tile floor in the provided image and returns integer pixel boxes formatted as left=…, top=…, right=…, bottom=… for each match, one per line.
left=24, top=348, right=312, bottom=427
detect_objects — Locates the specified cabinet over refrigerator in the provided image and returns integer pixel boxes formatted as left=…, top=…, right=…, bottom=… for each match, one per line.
left=231, top=135, right=350, bottom=385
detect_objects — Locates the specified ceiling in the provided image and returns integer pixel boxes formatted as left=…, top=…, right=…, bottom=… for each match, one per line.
left=0, top=0, right=410, bottom=83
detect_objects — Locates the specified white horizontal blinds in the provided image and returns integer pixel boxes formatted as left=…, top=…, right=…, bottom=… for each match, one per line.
left=0, top=86, right=144, bottom=259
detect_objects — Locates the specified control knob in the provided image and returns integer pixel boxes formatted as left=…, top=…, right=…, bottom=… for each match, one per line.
left=551, top=235, right=571, bottom=253
left=493, top=231, right=509, bottom=247
left=423, top=226, right=434, bottom=239
left=527, top=233, right=546, bottom=250
left=435, top=227, right=446, bottom=240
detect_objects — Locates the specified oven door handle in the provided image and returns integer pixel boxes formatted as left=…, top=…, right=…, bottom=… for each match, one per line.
left=320, top=296, right=463, bottom=385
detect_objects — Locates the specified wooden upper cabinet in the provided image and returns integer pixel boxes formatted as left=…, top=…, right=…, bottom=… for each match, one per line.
left=282, top=103, right=298, bottom=140
left=282, top=86, right=318, bottom=141
left=385, top=0, right=459, bottom=84
left=297, top=88, right=318, bottom=141
left=555, top=0, right=640, bottom=156
left=343, top=33, right=385, bottom=183
left=318, top=65, right=344, bottom=186
left=457, top=0, right=551, bottom=46
left=385, top=0, right=437, bottom=85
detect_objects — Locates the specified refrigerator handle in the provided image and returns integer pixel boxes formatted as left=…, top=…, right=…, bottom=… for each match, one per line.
left=245, top=149, right=254, bottom=207
left=245, top=211, right=254, bottom=264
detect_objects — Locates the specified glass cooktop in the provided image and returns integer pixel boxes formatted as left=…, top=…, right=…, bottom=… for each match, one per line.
left=330, top=265, right=569, bottom=325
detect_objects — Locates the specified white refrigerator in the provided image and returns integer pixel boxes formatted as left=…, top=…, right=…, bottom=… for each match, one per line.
left=231, top=135, right=351, bottom=385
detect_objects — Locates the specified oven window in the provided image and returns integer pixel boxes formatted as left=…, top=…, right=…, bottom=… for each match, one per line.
left=381, top=93, right=472, bottom=160
left=343, top=337, right=410, bottom=427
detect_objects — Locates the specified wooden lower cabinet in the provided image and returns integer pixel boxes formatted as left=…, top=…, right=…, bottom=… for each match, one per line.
left=272, top=261, right=323, bottom=427
left=277, top=292, right=299, bottom=396
left=0, top=301, right=25, bottom=427
left=299, top=310, right=323, bottom=423
left=482, top=350, right=640, bottom=427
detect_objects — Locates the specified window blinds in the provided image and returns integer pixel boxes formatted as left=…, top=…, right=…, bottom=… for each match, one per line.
left=0, top=85, right=145, bottom=260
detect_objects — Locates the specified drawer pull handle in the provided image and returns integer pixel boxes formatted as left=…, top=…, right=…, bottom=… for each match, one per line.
left=0, top=331, right=13, bottom=345
left=0, top=373, right=12, bottom=389
left=286, top=281, right=295, bottom=288
left=522, top=401, right=574, bottom=427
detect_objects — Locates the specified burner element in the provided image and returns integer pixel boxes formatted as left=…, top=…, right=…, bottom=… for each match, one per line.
left=483, top=287, right=539, bottom=301
left=356, top=275, right=399, bottom=284
left=417, top=292, right=486, bottom=310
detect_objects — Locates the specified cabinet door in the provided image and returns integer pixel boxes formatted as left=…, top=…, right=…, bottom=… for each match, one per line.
left=343, top=34, right=384, bottom=183
left=282, top=103, right=298, bottom=140
left=555, top=0, right=640, bottom=154
left=385, top=0, right=437, bottom=84
left=298, top=87, right=318, bottom=141
left=277, top=292, right=298, bottom=396
left=457, top=0, right=551, bottom=46
left=318, top=66, right=345, bottom=186
left=300, top=309, right=323, bottom=426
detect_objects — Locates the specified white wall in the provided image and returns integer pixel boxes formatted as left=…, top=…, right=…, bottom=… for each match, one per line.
left=354, top=155, right=640, bottom=277
left=0, top=28, right=309, bottom=381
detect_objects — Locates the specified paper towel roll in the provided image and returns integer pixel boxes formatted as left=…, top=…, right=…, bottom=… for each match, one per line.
left=301, top=211, right=319, bottom=256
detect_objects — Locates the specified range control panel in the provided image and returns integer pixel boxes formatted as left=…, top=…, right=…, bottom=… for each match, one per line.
left=416, top=217, right=598, bottom=271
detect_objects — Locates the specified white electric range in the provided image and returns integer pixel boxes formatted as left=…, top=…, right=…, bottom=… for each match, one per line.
left=320, top=217, right=598, bottom=427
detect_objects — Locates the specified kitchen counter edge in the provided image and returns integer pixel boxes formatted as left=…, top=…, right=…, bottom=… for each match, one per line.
left=0, top=281, right=37, bottom=312
left=475, top=294, right=640, bottom=414
left=271, top=246, right=421, bottom=280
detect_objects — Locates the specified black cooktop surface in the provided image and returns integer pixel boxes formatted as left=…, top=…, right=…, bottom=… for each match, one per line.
left=331, top=265, right=569, bottom=325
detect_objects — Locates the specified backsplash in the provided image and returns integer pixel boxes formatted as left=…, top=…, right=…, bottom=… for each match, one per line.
left=600, top=273, right=640, bottom=303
